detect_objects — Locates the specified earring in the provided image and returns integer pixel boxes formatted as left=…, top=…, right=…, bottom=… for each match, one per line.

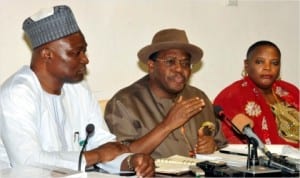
left=241, top=69, right=248, bottom=77
left=277, top=75, right=281, bottom=80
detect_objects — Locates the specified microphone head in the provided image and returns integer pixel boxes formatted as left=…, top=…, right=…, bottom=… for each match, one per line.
left=231, top=114, right=254, bottom=133
left=213, top=105, right=224, bottom=117
left=86, top=123, right=95, bottom=135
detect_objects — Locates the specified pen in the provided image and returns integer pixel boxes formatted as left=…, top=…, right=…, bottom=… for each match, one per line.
left=180, top=126, right=195, bottom=157
left=118, top=171, right=136, bottom=176
left=219, top=150, right=248, bottom=156
left=73, top=131, right=79, bottom=143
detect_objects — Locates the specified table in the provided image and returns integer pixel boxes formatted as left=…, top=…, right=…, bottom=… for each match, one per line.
left=0, top=166, right=129, bottom=178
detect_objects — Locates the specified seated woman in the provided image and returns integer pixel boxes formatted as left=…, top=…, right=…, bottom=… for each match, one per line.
left=214, top=40, right=299, bottom=148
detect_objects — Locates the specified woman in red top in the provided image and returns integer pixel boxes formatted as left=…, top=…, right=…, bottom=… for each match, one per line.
left=214, top=40, right=299, bottom=148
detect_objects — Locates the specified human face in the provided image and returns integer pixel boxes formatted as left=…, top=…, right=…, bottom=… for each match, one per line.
left=148, top=49, right=191, bottom=98
left=244, top=45, right=280, bottom=90
left=46, top=32, right=89, bottom=84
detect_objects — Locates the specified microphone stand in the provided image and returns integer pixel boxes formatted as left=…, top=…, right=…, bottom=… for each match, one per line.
left=78, top=124, right=95, bottom=171
left=246, top=139, right=251, bottom=169
left=244, top=137, right=299, bottom=176
left=231, top=136, right=282, bottom=177
left=78, top=133, right=89, bottom=171
left=212, top=106, right=284, bottom=176
left=246, top=137, right=259, bottom=169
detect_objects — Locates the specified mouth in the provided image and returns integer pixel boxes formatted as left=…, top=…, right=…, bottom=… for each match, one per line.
left=261, top=74, right=273, bottom=79
left=78, top=67, right=87, bottom=74
left=173, top=74, right=185, bottom=84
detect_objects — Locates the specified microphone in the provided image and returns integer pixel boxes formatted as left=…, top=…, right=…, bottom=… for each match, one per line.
left=213, top=105, right=243, bottom=135
left=231, top=116, right=272, bottom=159
left=78, top=123, right=95, bottom=171
left=213, top=105, right=272, bottom=159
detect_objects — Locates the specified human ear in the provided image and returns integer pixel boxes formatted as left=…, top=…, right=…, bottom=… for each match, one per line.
left=244, top=59, right=249, bottom=71
left=147, top=60, right=155, bottom=73
left=241, top=59, right=249, bottom=77
left=40, top=47, right=53, bottom=63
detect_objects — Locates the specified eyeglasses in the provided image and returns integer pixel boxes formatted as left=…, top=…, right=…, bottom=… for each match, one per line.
left=156, top=57, right=192, bottom=69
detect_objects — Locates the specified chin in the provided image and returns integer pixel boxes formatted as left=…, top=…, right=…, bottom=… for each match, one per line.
left=169, top=87, right=184, bottom=94
left=68, top=75, right=85, bottom=84
left=258, top=83, right=273, bottom=90
left=262, top=80, right=275, bottom=87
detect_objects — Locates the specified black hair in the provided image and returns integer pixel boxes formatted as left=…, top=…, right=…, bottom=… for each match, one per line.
left=246, top=40, right=281, bottom=59
left=149, top=51, right=159, bottom=61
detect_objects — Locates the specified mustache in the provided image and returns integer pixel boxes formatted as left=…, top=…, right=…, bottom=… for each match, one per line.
left=171, top=73, right=187, bottom=81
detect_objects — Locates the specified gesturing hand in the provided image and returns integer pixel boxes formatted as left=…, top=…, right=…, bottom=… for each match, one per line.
left=162, top=96, right=205, bottom=131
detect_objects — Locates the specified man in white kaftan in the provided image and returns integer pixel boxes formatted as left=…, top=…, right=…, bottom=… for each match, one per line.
left=0, top=5, right=154, bottom=177
left=0, top=66, right=126, bottom=172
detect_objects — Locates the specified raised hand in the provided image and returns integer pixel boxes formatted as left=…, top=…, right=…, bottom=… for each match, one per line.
left=161, top=96, right=205, bottom=131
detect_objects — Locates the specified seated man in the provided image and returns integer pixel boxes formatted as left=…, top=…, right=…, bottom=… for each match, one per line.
left=0, top=5, right=154, bottom=176
left=0, top=138, right=10, bottom=170
left=105, top=28, right=227, bottom=159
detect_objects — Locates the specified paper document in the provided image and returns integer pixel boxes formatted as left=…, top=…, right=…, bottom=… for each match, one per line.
left=0, top=166, right=86, bottom=178
left=220, top=144, right=300, bottom=158
left=155, top=155, right=200, bottom=175
left=196, top=151, right=247, bottom=167
left=155, top=154, right=199, bottom=165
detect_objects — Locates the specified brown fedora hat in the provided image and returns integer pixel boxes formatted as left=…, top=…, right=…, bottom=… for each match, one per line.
left=138, top=28, right=203, bottom=64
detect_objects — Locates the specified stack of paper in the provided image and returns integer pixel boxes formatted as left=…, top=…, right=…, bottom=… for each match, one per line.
left=196, top=151, right=247, bottom=167
left=155, top=155, right=200, bottom=175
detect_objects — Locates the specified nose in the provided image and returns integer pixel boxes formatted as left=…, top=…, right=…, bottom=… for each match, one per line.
left=263, top=62, right=271, bottom=70
left=174, top=63, right=184, bottom=72
left=81, top=53, right=89, bottom=64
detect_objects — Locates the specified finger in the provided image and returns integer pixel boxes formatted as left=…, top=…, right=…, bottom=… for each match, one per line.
left=195, top=143, right=211, bottom=154
left=176, top=95, right=183, bottom=103
left=188, top=98, right=205, bottom=112
left=197, top=136, right=212, bottom=147
left=189, top=97, right=204, bottom=105
left=196, top=137, right=216, bottom=154
left=133, top=156, right=149, bottom=172
left=198, top=127, right=204, bottom=137
left=135, top=160, right=154, bottom=177
left=184, top=100, right=205, bottom=117
left=138, top=163, right=155, bottom=177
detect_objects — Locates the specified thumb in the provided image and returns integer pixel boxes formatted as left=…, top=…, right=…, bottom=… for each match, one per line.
left=198, top=126, right=204, bottom=137
left=176, top=95, right=183, bottom=103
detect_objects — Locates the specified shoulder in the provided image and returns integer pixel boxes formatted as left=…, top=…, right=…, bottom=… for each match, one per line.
left=215, top=79, right=244, bottom=96
left=110, top=76, right=149, bottom=100
left=0, top=66, right=42, bottom=114
left=0, top=66, right=41, bottom=100
left=275, top=80, right=299, bottom=91
left=274, top=80, right=299, bottom=99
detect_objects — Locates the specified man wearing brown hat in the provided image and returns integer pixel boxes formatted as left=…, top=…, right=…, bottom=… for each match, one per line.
left=0, top=5, right=154, bottom=176
left=105, top=28, right=227, bottom=159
